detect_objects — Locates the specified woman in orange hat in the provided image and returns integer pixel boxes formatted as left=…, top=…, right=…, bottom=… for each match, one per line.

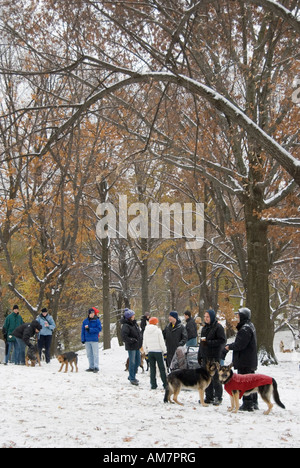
left=143, top=317, right=168, bottom=390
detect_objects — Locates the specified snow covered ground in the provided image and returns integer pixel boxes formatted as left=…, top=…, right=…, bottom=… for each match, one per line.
left=0, top=334, right=299, bottom=449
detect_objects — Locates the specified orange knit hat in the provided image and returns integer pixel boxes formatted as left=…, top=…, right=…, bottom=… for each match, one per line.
left=149, top=317, right=159, bottom=325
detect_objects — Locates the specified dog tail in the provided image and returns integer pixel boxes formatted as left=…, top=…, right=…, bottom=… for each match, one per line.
left=272, top=379, right=285, bottom=409
left=164, top=385, right=170, bottom=403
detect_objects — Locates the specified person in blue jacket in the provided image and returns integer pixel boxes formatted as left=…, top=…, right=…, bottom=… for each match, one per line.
left=36, top=308, right=56, bottom=364
left=81, top=308, right=102, bottom=373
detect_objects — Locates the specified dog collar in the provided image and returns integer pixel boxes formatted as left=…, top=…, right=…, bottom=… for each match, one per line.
left=223, top=373, right=233, bottom=385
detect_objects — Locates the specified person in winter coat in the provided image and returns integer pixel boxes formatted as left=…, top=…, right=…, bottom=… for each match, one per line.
left=225, top=307, right=258, bottom=412
left=2, top=305, right=23, bottom=365
left=163, top=311, right=187, bottom=368
left=81, top=308, right=102, bottom=373
left=184, top=310, right=198, bottom=346
left=36, top=308, right=56, bottom=364
left=198, top=309, right=226, bottom=405
left=13, top=320, right=42, bottom=365
left=140, top=311, right=150, bottom=335
left=143, top=317, right=167, bottom=390
left=121, top=308, right=142, bottom=386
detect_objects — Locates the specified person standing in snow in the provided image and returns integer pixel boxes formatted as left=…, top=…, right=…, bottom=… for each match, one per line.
left=140, top=311, right=150, bottom=336
left=121, top=308, right=142, bottom=386
left=37, top=308, right=56, bottom=364
left=224, top=307, right=258, bottom=412
left=184, top=310, right=198, bottom=346
left=81, top=308, right=102, bottom=373
left=13, top=320, right=42, bottom=365
left=143, top=317, right=167, bottom=390
left=163, top=311, right=187, bottom=369
left=198, top=309, right=226, bottom=406
left=2, top=305, right=23, bottom=365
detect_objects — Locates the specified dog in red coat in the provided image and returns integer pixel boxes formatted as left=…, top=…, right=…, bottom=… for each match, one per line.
left=218, top=363, right=285, bottom=415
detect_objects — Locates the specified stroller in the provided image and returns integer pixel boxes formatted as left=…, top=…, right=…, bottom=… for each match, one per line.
left=169, top=345, right=200, bottom=372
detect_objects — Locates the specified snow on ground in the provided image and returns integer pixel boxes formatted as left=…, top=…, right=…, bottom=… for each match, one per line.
left=0, top=335, right=299, bottom=449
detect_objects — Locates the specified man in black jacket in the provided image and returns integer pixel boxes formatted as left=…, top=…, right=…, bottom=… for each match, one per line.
left=184, top=311, right=198, bottom=346
left=121, top=308, right=142, bottom=386
left=225, top=307, right=258, bottom=412
left=163, top=311, right=187, bottom=369
left=198, top=309, right=226, bottom=405
left=13, top=320, right=42, bottom=365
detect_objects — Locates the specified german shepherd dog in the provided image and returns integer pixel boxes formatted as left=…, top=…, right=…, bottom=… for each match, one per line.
left=57, top=352, right=78, bottom=373
left=26, top=344, right=41, bottom=367
left=218, top=363, right=285, bottom=415
left=164, top=361, right=219, bottom=407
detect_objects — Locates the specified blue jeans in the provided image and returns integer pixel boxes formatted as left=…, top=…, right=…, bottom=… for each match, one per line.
left=14, top=338, right=26, bottom=365
left=186, top=338, right=198, bottom=347
left=5, top=341, right=16, bottom=364
left=85, top=342, right=99, bottom=370
left=127, top=349, right=141, bottom=381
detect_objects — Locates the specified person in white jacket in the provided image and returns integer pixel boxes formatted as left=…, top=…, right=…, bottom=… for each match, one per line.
left=143, top=317, right=168, bottom=390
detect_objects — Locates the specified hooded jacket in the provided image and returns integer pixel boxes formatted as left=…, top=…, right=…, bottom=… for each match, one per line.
left=120, top=317, right=142, bottom=351
left=228, top=309, right=258, bottom=371
left=198, top=310, right=226, bottom=362
left=81, top=316, right=102, bottom=343
left=13, top=321, right=42, bottom=347
left=163, top=319, right=188, bottom=367
left=143, top=324, right=167, bottom=354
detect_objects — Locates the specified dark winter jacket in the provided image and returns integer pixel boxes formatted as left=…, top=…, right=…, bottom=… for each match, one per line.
left=198, top=319, right=226, bottom=363
left=3, top=312, right=24, bottom=342
left=81, top=317, right=102, bottom=343
left=228, top=318, right=258, bottom=371
left=121, top=317, right=142, bottom=351
left=13, top=321, right=42, bottom=347
left=163, top=320, right=188, bottom=367
left=140, top=315, right=149, bottom=334
left=224, top=372, right=273, bottom=399
left=185, top=317, right=198, bottom=341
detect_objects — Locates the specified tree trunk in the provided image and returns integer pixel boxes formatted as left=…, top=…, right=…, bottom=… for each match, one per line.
left=245, top=201, right=277, bottom=365
left=102, top=236, right=111, bottom=350
left=140, top=238, right=150, bottom=316
left=98, top=179, right=111, bottom=350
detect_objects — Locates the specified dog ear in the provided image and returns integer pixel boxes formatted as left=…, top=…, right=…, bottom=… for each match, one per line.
left=215, top=362, right=220, bottom=370
left=229, top=363, right=234, bottom=369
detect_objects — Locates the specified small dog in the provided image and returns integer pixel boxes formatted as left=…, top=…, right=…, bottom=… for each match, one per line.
left=125, top=348, right=147, bottom=373
left=218, top=363, right=285, bottom=415
left=280, top=341, right=293, bottom=353
left=164, top=361, right=219, bottom=407
left=57, top=352, right=78, bottom=373
left=26, top=344, right=41, bottom=367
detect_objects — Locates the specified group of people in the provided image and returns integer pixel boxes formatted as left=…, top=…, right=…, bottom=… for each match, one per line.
left=2, top=302, right=258, bottom=412
left=122, top=306, right=259, bottom=412
left=1, top=305, right=103, bottom=373
left=2, top=305, right=56, bottom=365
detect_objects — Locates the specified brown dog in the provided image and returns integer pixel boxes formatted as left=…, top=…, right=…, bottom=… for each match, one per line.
left=57, top=352, right=78, bottom=373
left=26, top=344, right=41, bottom=367
left=125, top=348, right=146, bottom=373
